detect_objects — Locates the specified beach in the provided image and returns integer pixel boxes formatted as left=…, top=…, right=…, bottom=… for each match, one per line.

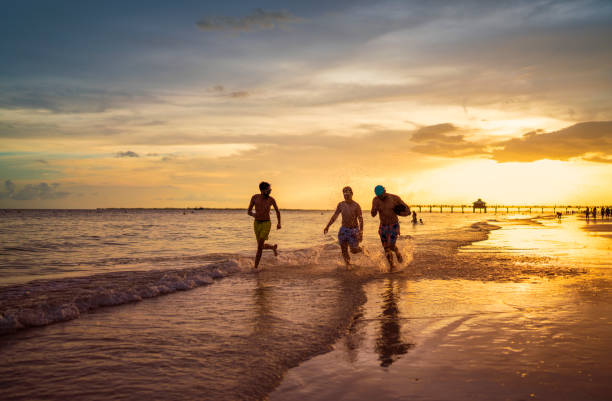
left=1, top=210, right=611, bottom=400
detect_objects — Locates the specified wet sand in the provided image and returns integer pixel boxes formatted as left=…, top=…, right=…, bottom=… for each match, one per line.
left=272, top=217, right=612, bottom=401
left=272, top=276, right=612, bottom=401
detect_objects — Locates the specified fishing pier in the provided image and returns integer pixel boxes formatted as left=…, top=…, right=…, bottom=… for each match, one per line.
left=409, top=204, right=587, bottom=214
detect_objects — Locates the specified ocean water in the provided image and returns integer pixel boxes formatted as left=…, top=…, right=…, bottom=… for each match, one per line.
left=0, top=209, right=490, bottom=284
left=1, top=210, right=610, bottom=400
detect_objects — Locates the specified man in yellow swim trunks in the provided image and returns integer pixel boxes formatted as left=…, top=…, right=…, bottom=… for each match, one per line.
left=247, top=181, right=281, bottom=269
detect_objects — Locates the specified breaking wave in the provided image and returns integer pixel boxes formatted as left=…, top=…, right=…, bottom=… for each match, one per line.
left=0, top=221, right=508, bottom=336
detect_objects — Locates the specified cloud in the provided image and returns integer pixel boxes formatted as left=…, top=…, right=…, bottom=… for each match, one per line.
left=410, top=123, right=487, bottom=157
left=196, top=9, right=301, bottom=33
left=116, top=151, right=139, bottom=158
left=229, top=91, right=249, bottom=98
left=0, top=180, right=70, bottom=200
left=492, top=121, right=612, bottom=163
left=583, top=155, right=612, bottom=163
left=0, top=84, right=161, bottom=114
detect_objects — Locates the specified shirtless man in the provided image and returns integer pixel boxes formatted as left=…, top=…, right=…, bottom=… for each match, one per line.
left=324, top=186, right=364, bottom=267
left=371, top=185, right=410, bottom=270
left=247, top=181, right=281, bottom=269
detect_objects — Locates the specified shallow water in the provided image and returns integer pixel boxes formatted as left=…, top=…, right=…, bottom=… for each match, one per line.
left=272, top=215, right=612, bottom=401
left=1, top=211, right=610, bottom=400
left=0, top=269, right=365, bottom=401
left=0, top=209, right=490, bottom=284
left=272, top=276, right=612, bottom=401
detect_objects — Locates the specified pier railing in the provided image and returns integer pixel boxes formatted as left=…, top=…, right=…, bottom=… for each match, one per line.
left=409, top=205, right=590, bottom=213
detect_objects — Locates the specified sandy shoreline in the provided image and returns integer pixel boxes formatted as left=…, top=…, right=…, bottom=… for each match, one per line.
left=271, top=217, right=612, bottom=401
left=271, top=275, right=612, bottom=400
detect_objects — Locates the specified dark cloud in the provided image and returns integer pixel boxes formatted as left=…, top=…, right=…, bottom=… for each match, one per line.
left=0, top=180, right=70, bottom=201
left=0, top=84, right=161, bottom=114
left=410, top=123, right=487, bottom=157
left=139, top=120, right=167, bottom=127
left=583, top=155, right=612, bottom=163
left=196, top=9, right=301, bottom=33
left=229, top=91, right=249, bottom=98
left=492, top=121, right=612, bottom=163
left=412, top=123, right=465, bottom=143
left=116, top=151, right=139, bottom=158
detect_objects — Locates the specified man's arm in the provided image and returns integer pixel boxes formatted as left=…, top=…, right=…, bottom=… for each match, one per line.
left=324, top=203, right=342, bottom=234
left=371, top=198, right=378, bottom=217
left=357, top=204, right=364, bottom=241
left=247, top=195, right=256, bottom=217
left=272, top=198, right=281, bottom=229
left=396, top=195, right=411, bottom=216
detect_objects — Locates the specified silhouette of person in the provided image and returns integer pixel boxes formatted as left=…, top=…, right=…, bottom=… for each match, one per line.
left=323, top=186, right=364, bottom=267
left=247, top=181, right=281, bottom=269
left=371, top=185, right=410, bottom=270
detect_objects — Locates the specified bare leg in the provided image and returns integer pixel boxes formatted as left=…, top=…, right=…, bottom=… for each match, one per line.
left=350, top=245, right=363, bottom=254
left=340, top=242, right=351, bottom=267
left=262, top=243, right=278, bottom=256
left=393, top=245, right=403, bottom=264
left=254, top=239, right=265, bottom=269
left=384, top=247, right=395, bottom=270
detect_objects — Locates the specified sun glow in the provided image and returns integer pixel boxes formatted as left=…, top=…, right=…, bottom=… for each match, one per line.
left=405, top=159, right=590, bottom=205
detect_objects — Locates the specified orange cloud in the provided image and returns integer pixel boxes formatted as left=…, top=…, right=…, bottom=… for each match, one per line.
left=492, top=121, right=612, bottom=163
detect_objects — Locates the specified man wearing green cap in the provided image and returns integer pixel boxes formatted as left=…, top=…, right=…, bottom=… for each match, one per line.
left=371, top=185, right=410, bottom=270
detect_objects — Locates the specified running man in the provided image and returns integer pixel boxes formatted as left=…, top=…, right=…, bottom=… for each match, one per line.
left=323, top=186, right=364, bottom=267
left=371, top=185, right=410, bottom=270
left=247, top=181, right=281, bottom=269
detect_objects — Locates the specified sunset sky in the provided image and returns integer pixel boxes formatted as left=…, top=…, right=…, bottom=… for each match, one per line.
left=1, top=0, right=611, bottom=209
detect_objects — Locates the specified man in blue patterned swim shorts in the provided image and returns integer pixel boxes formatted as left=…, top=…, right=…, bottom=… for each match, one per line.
left=371, top=185, right=410, bottom=270
left=324, top=186, right=364, bottom=267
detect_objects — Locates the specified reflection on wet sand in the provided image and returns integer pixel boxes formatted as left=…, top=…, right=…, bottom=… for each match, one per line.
left=271, top=216, right=612, bottom=401
left=252, top=274, right=273, bottom=336
left=375, top=278, right=414, bottom=367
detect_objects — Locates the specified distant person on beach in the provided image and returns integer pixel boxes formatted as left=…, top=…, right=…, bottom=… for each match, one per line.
left=411, top=211, right=418, bottom=225
left=371, top=185, right=410, bottom=270
left=247, top=181, right=281, bottom=269
left=419, top=218, right=424, bottom=224
left=592, top=207, right=597, bottom=219
left=585, top=207, right=590, bottom=219
left=323, top=186, right=364, bottom=267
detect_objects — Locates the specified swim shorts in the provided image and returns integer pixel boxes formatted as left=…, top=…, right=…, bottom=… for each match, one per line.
left=338, top=226, right=360, bottom=248
left=254, top=220, right=271, bottom=241
left=379, top=223, right=400, bottom=248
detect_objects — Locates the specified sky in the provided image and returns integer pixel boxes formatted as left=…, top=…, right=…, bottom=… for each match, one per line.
left=1, top=0, right=611, bottom=209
